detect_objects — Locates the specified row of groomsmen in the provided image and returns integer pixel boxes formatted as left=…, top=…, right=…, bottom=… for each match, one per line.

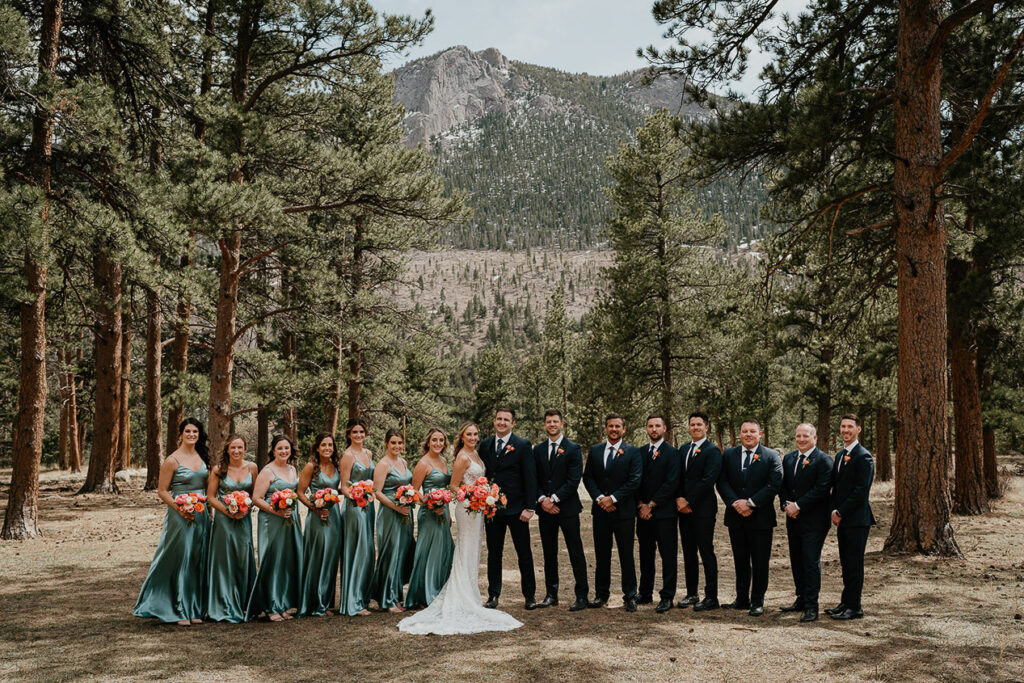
left=487, top=408, right=874, bottom=623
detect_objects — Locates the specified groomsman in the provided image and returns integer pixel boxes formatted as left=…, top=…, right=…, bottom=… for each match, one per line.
left=635, top=414, right=681, bottom=613
left=582, top=413, right=641, bottom=612
left=779, top=423, right=833, bottom=622
left=716, top=419, right=783, bottom=616
left=480, top=407, right=539, bottom=610
left=533, top=409, right=589, bottom=612
left=828, top=413, right=875, bottom=621
left=675, top=411, right=723, bottom=612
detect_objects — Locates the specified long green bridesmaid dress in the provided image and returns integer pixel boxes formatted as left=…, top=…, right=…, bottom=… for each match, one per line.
left=205, top=470, right=257, bottom=623
left=299, top=468, right=343, bottom=616
left=370, top=464, right=414, bottom=609
left=339, top=459, right=376, bottom=615
left=405, top=467, right=455, bottom=608
left=133, top=463, right=210, bottom=622
left=246, top=475, right=304, bottom=618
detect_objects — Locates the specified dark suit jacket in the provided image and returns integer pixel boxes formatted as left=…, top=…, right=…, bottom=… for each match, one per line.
left=583, top=441, right=641, bottom=520
left=779, top=447, right=833, bottom=530
left=480, top=432, right=537, bottom=517
left=677, top=439, right=723, bottom=519
left=533, top=437, right=583, bottom=517
left=717, top=444, right=783, bottom=530
left=830, top=442, right=876, bottom=527
left=636, top=442, right=681, bottom=520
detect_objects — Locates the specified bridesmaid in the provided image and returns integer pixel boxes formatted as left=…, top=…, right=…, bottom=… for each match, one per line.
left=247, top=435, right=304, bottom=622
left=298, top=433, right=343, bottom=616
left=134, top=418, right=211, bottom=625
left=370, top=428, right=414, bottom=613
left=339, top=418, right=375, bottom=616
left=205, top=434, right=258, bottom=623
left=405, top=428, right=455, bottom=609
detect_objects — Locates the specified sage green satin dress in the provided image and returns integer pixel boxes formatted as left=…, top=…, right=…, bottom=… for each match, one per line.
left=339, top=459, right=376, bottom=615
left=246, top=475, right=304, bottom=618
left=405, top=467, right=454, bottom=608
left=370, top=464, right=414, bottom=609
left=299, top=469, right=343, bottom=616
left=205, top=470, right=257, bottom=623
left=133, top=463, right=210, bottom=622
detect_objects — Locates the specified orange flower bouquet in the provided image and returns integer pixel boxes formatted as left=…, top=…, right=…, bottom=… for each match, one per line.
left=222, top=490, right=252, bottom=520
left=423, top=488, right=453, bottom=516
left=348, top=480, right=375, bottom=508
left=174, top=492, right=206, bottom=526
left=395, top=484, right=419, bottom=525
left=312, top=488, right=341, bottom=525
left=457, top=476, right=507, bottom=520
left=269, top=488, right=299, bottom=526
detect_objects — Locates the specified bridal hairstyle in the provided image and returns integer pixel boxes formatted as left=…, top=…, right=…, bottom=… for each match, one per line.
left=420, top=427, right=449, bottom=456
left=344, top=418, right=368, bottom=447
left=268, top=434, right=298, bottom=467
left=309, top=433, right=338, bottom=478
left=452, top=421, right=479, bottom=456
left=216, top=433, right=247, bottom=477
left=179, top=417, right=210, bottom=466
left=384, top=428, right=405, bottom=453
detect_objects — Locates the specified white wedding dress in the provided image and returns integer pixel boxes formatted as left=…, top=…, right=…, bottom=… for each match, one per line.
left=398, top=459, right=523, bottom=635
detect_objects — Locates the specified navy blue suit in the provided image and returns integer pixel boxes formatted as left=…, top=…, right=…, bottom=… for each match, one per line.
left=583, top=441, right=640, bottom=601
left=480, top=432, right=537, bottom=601
left=780, top=447, right=833, bottom=609
left=677, top=439, right=722, bottom=600
left=534, top=438, right=588, bottom=601
left=830, top=442, right=875, bottom=611
left=636, top=442, right=681, bottom=601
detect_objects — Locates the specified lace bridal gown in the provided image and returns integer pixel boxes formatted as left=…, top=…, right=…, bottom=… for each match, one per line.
left=398, top=459, right=523, bottom=635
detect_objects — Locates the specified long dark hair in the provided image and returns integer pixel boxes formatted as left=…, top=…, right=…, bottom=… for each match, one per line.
left=452, top=421, right=479, bottom=457
left=345, top=418, right=368, bottom=447
left=309, top=433, right=339, bottom=478
left=217, top=433, right=247, bottom=477
left=268, top=434, right=297, bottom=467
left=420, top=427, right=448, bottom=456
left=383, top=428, right=405, bottom=455
left=179, top=417, right=210, bottom=466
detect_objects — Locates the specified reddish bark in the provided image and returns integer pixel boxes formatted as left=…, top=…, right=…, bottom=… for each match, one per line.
left=117, top=304, right=133, bottom=471
left=207, top=232, right=242, bottom=460
left=145, top=289, right=163, bottom=489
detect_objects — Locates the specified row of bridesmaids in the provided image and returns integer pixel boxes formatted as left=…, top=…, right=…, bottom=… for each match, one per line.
left=133, top=418, right=456, bottom=624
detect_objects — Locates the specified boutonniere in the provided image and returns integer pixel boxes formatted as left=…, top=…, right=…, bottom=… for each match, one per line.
left=694, top=448, right=701, bottom=456
left=652, top=450, right=660, bottom=459
left=803, top=458, right=810, bottom=466
left=505, top=444, right=514, bottom=453
left=752, top=453, right=760, bottom=462
left=617, top=448, right=625, bottom=455
left=557, top=448, right=564, bottom=455
left=844, top=455, right=851, bottom=463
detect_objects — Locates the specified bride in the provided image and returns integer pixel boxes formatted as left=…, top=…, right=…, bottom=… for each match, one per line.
left=398, top=422, right=523, bottom=635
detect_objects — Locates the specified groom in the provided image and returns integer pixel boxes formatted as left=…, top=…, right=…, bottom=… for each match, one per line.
left=480, top=407, right=539, bottom=610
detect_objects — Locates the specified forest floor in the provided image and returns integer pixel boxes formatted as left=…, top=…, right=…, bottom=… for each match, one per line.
left=1, top=459, right=1023, bottom=682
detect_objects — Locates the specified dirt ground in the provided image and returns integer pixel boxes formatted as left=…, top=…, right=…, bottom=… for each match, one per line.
left=1, top=463, right=1022, bottom=682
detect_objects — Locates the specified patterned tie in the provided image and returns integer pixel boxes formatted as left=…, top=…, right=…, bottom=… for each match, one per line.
left=497, top=438, right=505, bottom=457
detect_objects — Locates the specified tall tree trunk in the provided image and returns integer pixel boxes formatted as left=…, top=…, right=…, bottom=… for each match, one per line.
left=816, top=345, right=833, bottom=447
left=207, top=232, right=241, bottom=460
left=977, top=351, right=999, bottom=498
left=257, top=405, right=270, bottom=469
left=325, top=332, right=343, bottom=433
left=117, top=302, right=133, bottom=471
left=875, top=406, right=892, bottom=482
left=58, top=349, right=69, bottom=470
left=948, top=260, right=987, bottom=514
left=886, top=0, right=958, bottom=555
left=145, top=289, right=163, bottom=489
left=346, top=216, right=365, bottom=421
left=80, top=251, right=122, bottom=494
left=281, top=269, right=297, bottom=442
left=58, top=348, right=81, bottom=473
left=165, top=275, right=190, bottom=455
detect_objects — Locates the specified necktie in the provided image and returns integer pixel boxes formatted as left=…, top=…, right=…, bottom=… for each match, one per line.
left=497, top=438, right=505, bottom=456
left=686, top=443, right=695, bottom=469
left=794, top=453, right=804, bottom=476
left=836, top=448, right=847, bottom=471
left=549, top=442, right=557, bottom=462
left=743, top=449, right=752, bottom=471
left=649, top=444, right=655, bottom=458
left=605, top=445, right=615, bottom=468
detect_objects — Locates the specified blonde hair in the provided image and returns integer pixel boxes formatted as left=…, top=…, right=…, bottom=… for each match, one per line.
left=452, top=421, right=479, bottom=456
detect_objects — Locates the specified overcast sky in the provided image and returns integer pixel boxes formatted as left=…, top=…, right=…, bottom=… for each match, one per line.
left=374, top=0, right=809, bottom=97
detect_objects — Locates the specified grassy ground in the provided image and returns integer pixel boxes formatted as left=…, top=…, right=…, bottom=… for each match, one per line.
left=1, top=461, right=1023, bottom=682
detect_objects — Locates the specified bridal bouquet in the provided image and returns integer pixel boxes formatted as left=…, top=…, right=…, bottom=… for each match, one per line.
left=423, top=488, right=453, bottom=516
left=269, top=488, right=299, bottom=526
left=222, top=490, right=252, bottom=519
left=312, top=488, right=341, bottom=525
left=175, top=492, right=206, bottom=525
left=348, top=480, right=375, bottom=508
left=395, top=484, right=419, bottom=525
left=457, top=477, right=507, bottom=520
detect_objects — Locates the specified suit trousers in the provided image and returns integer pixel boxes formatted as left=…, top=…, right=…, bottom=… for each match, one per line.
left=837, top=524, right=870, bottom=610
left=678, top=513, right=718, bottom=600
left=637, top=516, right=678, bottom=601
left=727, top=524, right=773, bottom=606
left=592, top=510, right=637, bottom=601
left=538, top=512, right=589, bottom=600
left=785, top=518, right=828, bottom=609
left=485, top=514, right=536, bottom=600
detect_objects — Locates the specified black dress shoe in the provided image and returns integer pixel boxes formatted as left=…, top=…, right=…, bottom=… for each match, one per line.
left=538, top=596, right=558, bottom=608
left=676, top=594, right=700, bottom=608
left=569, top=599, right=588, bottom=612
left=484, top=596, right=499, bottom=609
left=829, top=607, right=863, bottom=620
left=748, top=605, right=764, bottom=617
left=723, top=600, right=751, bottom=610
left=524, top=599, right=540, bottom=610
left=587, top=598, right=607, bottom=609
left=655, top=599, right=673, bottom=613
left=636, top=595, right=654, bottom=605
left=800, top=609, right=818, bottom=622
left=693, top=598, right=720, bottom=612
left=824, top=603, right=846, bottom=615
left=779, top=600, right=805, bottom=613
left=624, top=598, right=638, bottom=613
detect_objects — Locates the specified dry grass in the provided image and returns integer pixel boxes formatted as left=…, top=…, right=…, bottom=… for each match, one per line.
left=2, top=463, right=1023, bottom=682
